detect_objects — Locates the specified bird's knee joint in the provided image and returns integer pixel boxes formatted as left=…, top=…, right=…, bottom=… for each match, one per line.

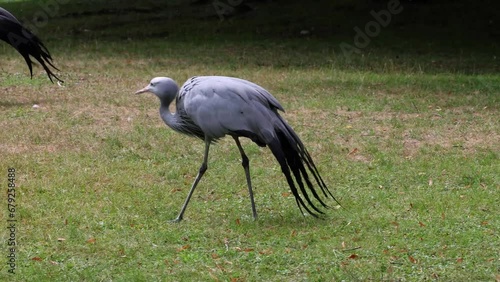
left=241, top=156, right=249, bottom=167
left=199, top=163, right=208, bottom=173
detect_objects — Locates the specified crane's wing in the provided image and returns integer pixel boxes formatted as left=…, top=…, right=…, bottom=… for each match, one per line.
left=0, top=7, right=62, bottom=83
left=179, top=76, right=285, bottom=144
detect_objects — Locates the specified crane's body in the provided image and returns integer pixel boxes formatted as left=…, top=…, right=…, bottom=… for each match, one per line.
left=165, top=76, right=283, bottom=144
left=136, top=76, right=339, bottom=221
left=0, top=7, right=62, bottom=83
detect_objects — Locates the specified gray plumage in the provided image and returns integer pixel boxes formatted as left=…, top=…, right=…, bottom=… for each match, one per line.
left=136, top=76, right=339, bottom=222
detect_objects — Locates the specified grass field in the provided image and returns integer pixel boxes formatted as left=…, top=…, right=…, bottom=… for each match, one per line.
left=1, top=0, right=499, bottom=281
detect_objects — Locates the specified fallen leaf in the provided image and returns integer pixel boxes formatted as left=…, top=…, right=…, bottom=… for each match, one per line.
left=87, top=238, right=96, bottom=244
left=428, top=179, right=433, bottom=186
left=31, top=257, right=43, bottom=261
left=481, top=221, right=488, bottom=226
left=419, top=221, right=426, bottom=227
left=290, top=230, right=297, bottom=237
left=57, top=238, right=66, bottom=242
left=235, top=218, right=241, bottom=225
left=281, top=192, right=291, bottom=197
left=176, top=244, right=190, bottom=252
left=243, top=248, right=254, bottom=252
left=348, top=254, right=358, bottom=259
left=348, top=148, right=358, bottom=156
left=456, top=257, right=463, bottom=263
left=211, top=253, right=220, bottom=259
left=408, top=255, right=417, bottom=264
left=341, top=241, right=346, bottom=249
left=50, top=261, right=58, bottom=265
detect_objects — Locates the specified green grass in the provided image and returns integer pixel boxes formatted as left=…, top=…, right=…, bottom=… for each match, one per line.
left=1, top=0, right=499, bottom=281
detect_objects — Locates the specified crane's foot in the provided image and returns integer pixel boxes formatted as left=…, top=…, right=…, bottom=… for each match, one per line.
left=169, top=217, right=183, bottom=223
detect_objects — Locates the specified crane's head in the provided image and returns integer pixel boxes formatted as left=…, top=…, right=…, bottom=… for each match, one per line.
left=135, top=77, right=179, bottom=102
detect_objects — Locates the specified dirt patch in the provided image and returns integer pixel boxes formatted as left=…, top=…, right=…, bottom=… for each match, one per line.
left=346, top=148, right=373, bottom=163
left=290, top=107, right=498, bottom=159
left=71, top=105, right=140, bottom=131
left=422, top=129, right=499, bottom=154
left=0, top=144, right=58, bottom=154
left=403, top=137, right=422, bottom=158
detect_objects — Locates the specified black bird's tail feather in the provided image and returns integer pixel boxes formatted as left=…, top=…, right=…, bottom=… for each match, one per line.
left=267, top=117, right=339, bottom=217
left=18, top=29, right=63, bottom=83
left=0, top=8, right=62, bottom=83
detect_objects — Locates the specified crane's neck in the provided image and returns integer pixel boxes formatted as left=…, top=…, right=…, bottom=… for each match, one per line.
left=156, top=82, right=189, bottom=134
left=159, top=99, right=182, bottom=132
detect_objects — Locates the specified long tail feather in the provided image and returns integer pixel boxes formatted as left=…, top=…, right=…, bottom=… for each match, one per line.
left=281, top=120, right=340, bottom=204
left=268, top=139, right=321, bottom=217
left=267, top=117, right=339, bottom=217
left=0, top=10, right=62, bottom=83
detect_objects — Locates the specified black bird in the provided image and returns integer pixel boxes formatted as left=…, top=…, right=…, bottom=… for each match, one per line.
left=0, top=7, right=62, bottom=83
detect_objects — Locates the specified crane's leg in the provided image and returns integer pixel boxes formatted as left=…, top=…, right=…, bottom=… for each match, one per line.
left=171, top=139, right=211, bottom=222
left=233, top=137, right=258, bottom=220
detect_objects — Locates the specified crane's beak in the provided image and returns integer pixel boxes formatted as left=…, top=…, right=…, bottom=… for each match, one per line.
left=135, top=85, right=150, bottom=95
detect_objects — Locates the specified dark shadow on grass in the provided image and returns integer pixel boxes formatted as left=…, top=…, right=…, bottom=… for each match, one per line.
left=2, top=0, right=498, bottom=74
